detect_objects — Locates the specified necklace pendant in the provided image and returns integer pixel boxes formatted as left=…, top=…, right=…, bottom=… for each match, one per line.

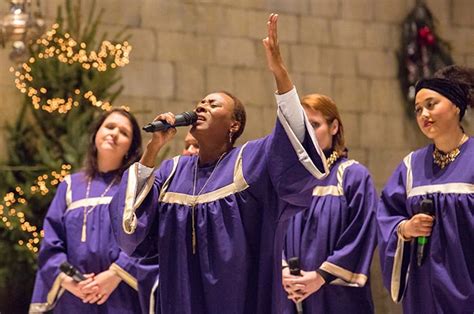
left=81, top=221, right=87, bottom=242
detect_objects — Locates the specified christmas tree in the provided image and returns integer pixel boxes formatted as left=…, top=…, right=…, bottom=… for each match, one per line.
left=0, top=0, right=131, bottom=311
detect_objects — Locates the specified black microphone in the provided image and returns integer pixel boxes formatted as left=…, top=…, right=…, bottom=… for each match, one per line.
left=60, top=261, right=86, bottom=282
left=142, top=111, right=198, bottom=133
left=288, top=257, right=303, bottom=314
left=416, top=199, right=434, bottom=266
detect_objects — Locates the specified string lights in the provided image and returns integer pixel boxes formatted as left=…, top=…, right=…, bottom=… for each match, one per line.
left=10, top=23, right=132, bottom=113
left=0, top=164, right=71, bottom=254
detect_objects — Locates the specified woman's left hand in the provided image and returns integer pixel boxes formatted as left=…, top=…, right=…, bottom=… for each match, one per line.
left=81, top=269, right=122, bottom=305
left=283, top=270, right=325, bottom=303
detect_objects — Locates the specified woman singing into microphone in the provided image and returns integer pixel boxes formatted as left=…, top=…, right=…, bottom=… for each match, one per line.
left=377, top=65, right=474, bottom=313
left=109, top=14, right=328, bottom=314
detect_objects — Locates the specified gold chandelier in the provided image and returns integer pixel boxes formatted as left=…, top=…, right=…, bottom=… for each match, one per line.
left=0, top=0, right=45, bottom=63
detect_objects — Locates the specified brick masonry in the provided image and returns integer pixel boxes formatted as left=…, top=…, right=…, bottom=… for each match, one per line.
left=1, top=0, right=474, bottom=312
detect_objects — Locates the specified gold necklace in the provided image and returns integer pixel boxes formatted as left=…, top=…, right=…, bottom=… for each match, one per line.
left=81, top=176, right=117, bottom=242
left=433, top=134, right=468, bottom=169
left=326, top=150, right=340, bottom=169
left=190, top=152, right=227, bottom=254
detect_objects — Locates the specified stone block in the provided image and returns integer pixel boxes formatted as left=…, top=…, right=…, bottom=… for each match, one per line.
left=301, top=74, right=333, bottom=97
left=370, top=79, right=406, bottom=115
left=234, top=68, right=274, bottom=106
left=247, top=11, right=272, bottom=40
left=348, top=148, right=368, bottom=166
left=445, top=27, right=474, bottom=54
left=357, top=50, right=398, bottom=78
left=300, top=17, right=331, bottom=45
left=156, top=32, right=213, bottom=64
left=194, top=6, right=249, bottom=37
left=236, top=103, right=266, bottom=144
left=331, top=20, right=366, bottom=48
left=176, top=63, right=205, bottom=103
left=341, top=112, right=361, bottom=148
left=215, top=37, right=257, bottom=67
left=466, top=54, right=474, bottom=68
left=341, top=0, right=374, bottom=21
left=263, top=105, right=277, bottom=135
left=124, top=28, right=156, bottom=61
left=290, top=45, right=321, bottom=73
left=142, top=1, right=196, bottom=32
left=365, top=23, right=393, bottom=49
left=368, top=148, right=411, bottom=187
left=308, top=0, right=341, bottom=18
left=452, top=0, right=474, bottom=27
left=333, top=77, right=370, bottom=113
left=206, top=66, right=235, bottom=94
left=374, top=0, right=409, bottom=23
left=319, top=48, right=357, bottom=76
left=360, top=113, right=407, bottom=149
left=122, top=60, right=174, bottom=98
left=264, top=0, right=309, bottom=14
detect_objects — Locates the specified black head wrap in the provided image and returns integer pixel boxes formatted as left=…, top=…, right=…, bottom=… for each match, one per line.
left=415, top=78, right=469, bottom=119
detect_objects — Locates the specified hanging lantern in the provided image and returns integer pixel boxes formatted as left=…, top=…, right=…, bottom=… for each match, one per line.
left=0, top=0, right=45, bottom=63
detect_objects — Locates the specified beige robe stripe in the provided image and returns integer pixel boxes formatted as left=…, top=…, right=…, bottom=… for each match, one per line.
left=109, top=263, right=138, bottom=291
left=320, top=261, right=368, bottom=287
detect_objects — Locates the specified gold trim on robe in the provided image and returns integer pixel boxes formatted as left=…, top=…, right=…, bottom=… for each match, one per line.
left=28, top=273, right=66, bottom=313
left=390, top=223, right=411, bottom=303
left=109, top=263, right=138, bottom=291
left=160, top=144, right=249, bottom=206
left=312, top=160, right=358, bottom=197
left=64, top=175, right=72, bottom=208
left=122, top=162, right=157, bottom=234
left=320, top=261, right=368, bottom=287
left=66, top=196, right=113, bottom=212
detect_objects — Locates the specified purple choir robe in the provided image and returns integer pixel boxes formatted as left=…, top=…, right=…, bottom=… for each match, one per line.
left=282, top=158, right=377, bottom=313
left=30, top=172, right=141, bottom=314
left=377, top=137, right=474, bottom=314
left=109, top=88, right=328, bottom=314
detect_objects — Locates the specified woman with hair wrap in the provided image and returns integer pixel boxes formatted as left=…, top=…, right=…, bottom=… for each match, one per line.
left=377, top=65, right=474, bottom=313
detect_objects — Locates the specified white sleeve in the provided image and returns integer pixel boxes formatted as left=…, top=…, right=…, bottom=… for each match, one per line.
left=275, top=86, right=329, bottom=179
left=275, top=87, right=305, bottom=142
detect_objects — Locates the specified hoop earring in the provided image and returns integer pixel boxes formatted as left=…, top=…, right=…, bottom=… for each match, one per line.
left=228, top=132, right=234, bottom=145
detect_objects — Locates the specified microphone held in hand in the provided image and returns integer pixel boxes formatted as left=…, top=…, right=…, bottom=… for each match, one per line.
left=288, top=257, right=303, bottom=314
left=416, top=199, right=435, bottom=267
left=60, top=261, right=86, bottom=282
left=142, top=111, right=198, bottom=133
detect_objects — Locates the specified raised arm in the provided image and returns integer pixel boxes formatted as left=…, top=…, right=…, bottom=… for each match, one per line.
left=262, top=13, right=293, bottom=94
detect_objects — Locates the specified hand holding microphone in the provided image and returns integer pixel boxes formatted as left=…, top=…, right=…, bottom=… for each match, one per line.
left=143, top=111, right=197, bottom=133
left=288, top=257, right=304, bottom=314
left=60, top=261, right=86, bottom=282
left=416, top=199, right=435, bottom=266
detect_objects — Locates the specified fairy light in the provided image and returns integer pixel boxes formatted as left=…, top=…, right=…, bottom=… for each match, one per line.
left=12, top=23, right=132, bottom=114
left=0, top=164, right=71, bottom=254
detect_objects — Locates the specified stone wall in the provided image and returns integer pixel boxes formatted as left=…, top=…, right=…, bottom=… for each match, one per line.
left=1, top=0, right=474, bottom=312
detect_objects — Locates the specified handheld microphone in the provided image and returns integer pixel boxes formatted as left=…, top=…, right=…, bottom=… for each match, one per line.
left=288, top=257, right=303, bottom=314
left=60, top=261, right=86, bottom=282
left=142, top=111, right=198, bottom=133
left=416, top=199, right=434, bottom=266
